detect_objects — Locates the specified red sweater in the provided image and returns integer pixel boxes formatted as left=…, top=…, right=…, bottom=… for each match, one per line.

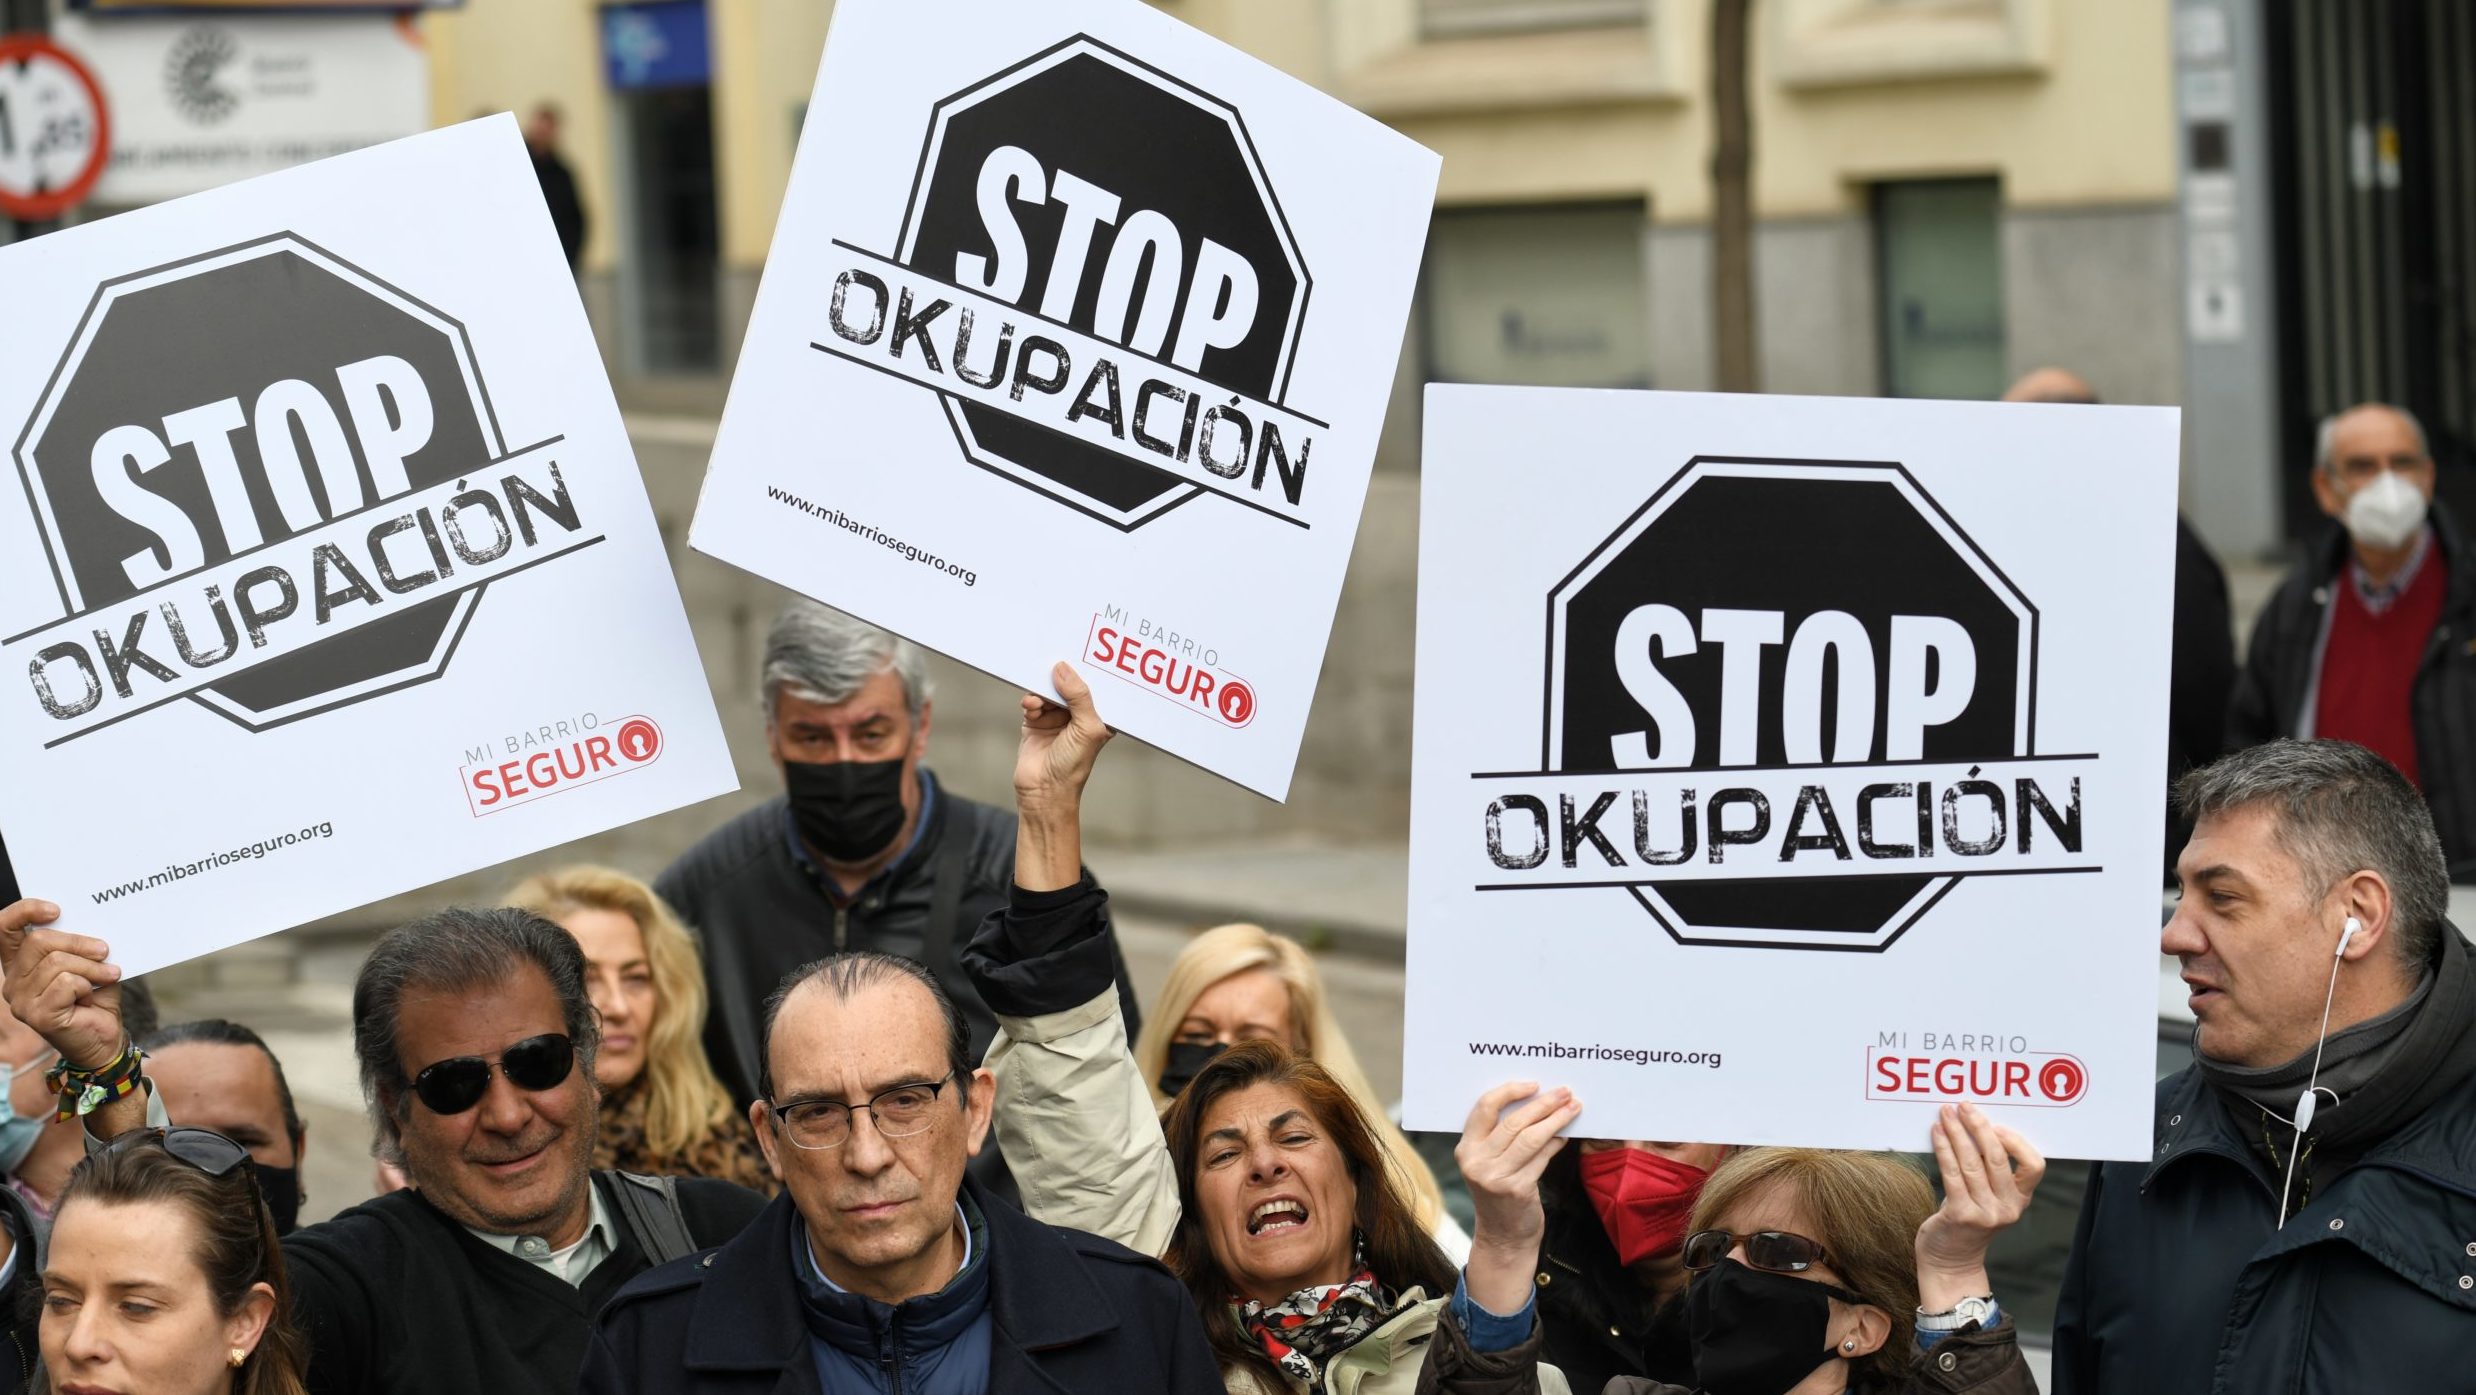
left=2314, top=550, right=2448, bottom=786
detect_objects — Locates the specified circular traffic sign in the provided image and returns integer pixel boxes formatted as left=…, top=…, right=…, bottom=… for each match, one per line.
left=0, top=33, right=110, bottom=223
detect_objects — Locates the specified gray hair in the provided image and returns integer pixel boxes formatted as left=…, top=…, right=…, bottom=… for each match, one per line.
left=2314, top=402, right=2428, bottom=476
left=352, top=906, right=600, bottom=1146
left=2175, top=739, right=2449, bottom=966
left=760, top=601, right=930, bottom=723
left=757, top=952, right=971, bottom=1102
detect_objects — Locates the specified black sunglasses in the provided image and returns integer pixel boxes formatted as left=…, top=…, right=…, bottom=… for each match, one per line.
left=1683, top=1229, right=1872, bottom=1305
left=410, top=1033, right=575, bottom=1115
left=103, top=1125, right=250, bottom=1177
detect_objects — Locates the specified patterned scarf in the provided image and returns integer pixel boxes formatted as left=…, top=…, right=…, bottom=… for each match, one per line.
left=1233, top=1247, right=1395, bottom=1393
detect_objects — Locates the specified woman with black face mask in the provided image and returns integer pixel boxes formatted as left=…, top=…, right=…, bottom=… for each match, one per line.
left=1453, top=1101, right=2042, bottom=1395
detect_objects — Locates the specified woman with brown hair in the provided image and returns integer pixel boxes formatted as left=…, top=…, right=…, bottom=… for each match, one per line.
left=965, top=665, right=1569, bottom=1393
left=1477, top=1104, right=2044, bottom=1395
left=507, top=866, right=773, bottom=1193
left=36, top=1126, right=309, bottom=1395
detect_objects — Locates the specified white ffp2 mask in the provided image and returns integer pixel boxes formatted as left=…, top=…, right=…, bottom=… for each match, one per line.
left=2343, top=470, right=2429, bottom=551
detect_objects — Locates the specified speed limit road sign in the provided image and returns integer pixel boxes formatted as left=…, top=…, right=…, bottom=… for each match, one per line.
left=0, top=34, right=110, bottom=223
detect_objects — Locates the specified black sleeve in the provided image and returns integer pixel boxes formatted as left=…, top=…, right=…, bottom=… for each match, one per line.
left=2048, top=1160, right=2106, bottom=1395
left=961, top=876, right=1124, bottom=1018
left=651, top=856, right=698, bottom=934
left=0, top=831, right=17, bottom=907
left=2168, top=520, right=2236, bottom=774
left=576, top=1325, right=635, bottom=1395
left=1110, top=928, right=1145, bottom=1044
left=281, top=1227, right=379, bottom=1395
left=659, top=856, right=752, bottom=1108
left=1151, top=1267, right=1229, bottom=1395
left=2224, top=623, right=2281, bottom=753
left=674, top=1177, right=771, bottom=1248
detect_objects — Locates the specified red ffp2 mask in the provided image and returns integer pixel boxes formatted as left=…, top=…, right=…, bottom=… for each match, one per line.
left=1578, top=1146, right=1710, bottom=1266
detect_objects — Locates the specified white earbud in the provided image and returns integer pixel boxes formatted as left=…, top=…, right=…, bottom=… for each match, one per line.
left=2280, top=914, right=2365, bottom=1225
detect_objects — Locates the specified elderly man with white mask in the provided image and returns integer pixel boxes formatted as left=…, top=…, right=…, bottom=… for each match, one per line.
left=2227, top=402, right=2476, bottom=879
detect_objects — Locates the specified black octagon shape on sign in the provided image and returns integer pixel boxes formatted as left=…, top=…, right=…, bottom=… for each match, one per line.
left=896, top=36, right=1308, bottom=530
left=15, top=235, right=504, bottom=731
left=1545, top=457, right=2038, bottom=950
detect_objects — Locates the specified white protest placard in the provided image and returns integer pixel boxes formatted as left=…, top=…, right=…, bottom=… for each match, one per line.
left=1402, top=386, right=2181, bottom=1161
left=688, top=0, right=1440, bottom=800
left=0, top=117, right=736, bottom=974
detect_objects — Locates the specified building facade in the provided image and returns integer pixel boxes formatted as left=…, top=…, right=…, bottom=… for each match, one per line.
left=421, top=0, right=2196, bottom=843
left=426, top=0, right=2184, bottom=438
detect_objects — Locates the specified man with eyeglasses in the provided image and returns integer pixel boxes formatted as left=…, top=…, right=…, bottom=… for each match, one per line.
left=0, top=898, right=769, bottom=1395
left=2228, top=401, right=2476, bottom=878
left=655, top=603, right=1143, bottom=1135
left=582, top=949, right=1219, bottom=1394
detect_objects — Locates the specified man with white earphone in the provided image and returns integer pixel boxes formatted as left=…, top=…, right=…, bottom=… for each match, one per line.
left=2052, top=739, right=2476, bottom=1395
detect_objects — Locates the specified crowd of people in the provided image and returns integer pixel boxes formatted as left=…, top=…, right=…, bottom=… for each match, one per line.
left=0, top=379, right=2465, bottom=1394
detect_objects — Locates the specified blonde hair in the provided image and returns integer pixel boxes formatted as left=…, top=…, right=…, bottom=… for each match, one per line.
left=1132, top=923, right=1448, bottom=1231
left=506, top=866, right=738, bottom=1160
left=1690, top=1148, right=1936, bottom=1384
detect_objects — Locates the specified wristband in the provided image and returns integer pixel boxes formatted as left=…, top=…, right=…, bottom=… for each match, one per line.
left=45, top=1039, right=144, bottom=1122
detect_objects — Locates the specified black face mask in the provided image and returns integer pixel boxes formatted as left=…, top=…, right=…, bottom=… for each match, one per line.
left=1684, top=1259, right=1851, bottom=1395
left=1156, top=1041, right=1228, bottom=1098
left=784, top=758, right=909, bottom=864
left=249, top=1161, right=302, bottom=1236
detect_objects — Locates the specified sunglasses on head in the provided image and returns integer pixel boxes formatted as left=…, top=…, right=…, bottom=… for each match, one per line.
left=410, top=1033, right=575, bottom=1115
left=103, top=1125, right=250, bottom=1177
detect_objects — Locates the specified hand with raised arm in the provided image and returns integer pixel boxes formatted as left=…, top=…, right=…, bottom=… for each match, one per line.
left=1457, top=1080, right=1583, bottom=1318
left=0, top=899, right=147, bottom=1138
left=1013, top=662, right=1112, bottom=893
left=1915, top=1103, right=2046, bottom=1315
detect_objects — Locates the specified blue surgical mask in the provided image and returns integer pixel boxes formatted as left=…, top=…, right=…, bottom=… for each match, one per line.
left=0, top=1050, right=56, bottom=1175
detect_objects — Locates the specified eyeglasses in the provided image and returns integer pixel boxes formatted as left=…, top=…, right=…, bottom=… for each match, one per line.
left=766, top=1073, right=956, bottom=1150
left=410, top=1033, right=576, bottom=1115
left=1683, top=1229, right=1872, bottom=1306
left=102, top=1125, right=250, bottom=1178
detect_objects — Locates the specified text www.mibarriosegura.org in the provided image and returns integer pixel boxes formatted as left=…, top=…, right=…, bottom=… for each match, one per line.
left=91, top=821, right=336, bottom=905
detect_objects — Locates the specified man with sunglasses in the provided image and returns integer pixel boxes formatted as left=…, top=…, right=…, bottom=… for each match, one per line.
left=0, top=898, right=769, bottom=1395
left=582, top=949, right=1219, bottom=1393
left=2228, top=402, right=2476, bottom=878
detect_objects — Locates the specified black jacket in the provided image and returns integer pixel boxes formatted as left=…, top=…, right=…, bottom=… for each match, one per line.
left=2164, top=517, right=2236, bottom=875
left=2227, top=506, right=2476, bottom=879
left=579, top=1181, right=1224, bottom=1395
left=0, top=1184, right=39, bottom=1394
left=1529, top=1151, right=1690, bottom=1395
left=657, top=777, right=1141, bottom=1114
left=530, top=146, right=588, bottom=271
left=2052, top=926, right=2476, bottom=1394
left=283, top=1170, right=766, bottom=1395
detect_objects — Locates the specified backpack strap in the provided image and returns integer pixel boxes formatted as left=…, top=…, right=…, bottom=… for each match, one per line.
left=608, top=1171, right=695, bottom=1267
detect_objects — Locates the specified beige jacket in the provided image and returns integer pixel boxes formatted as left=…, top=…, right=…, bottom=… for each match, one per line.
left=984, top=991, right=1567, bottom=1395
